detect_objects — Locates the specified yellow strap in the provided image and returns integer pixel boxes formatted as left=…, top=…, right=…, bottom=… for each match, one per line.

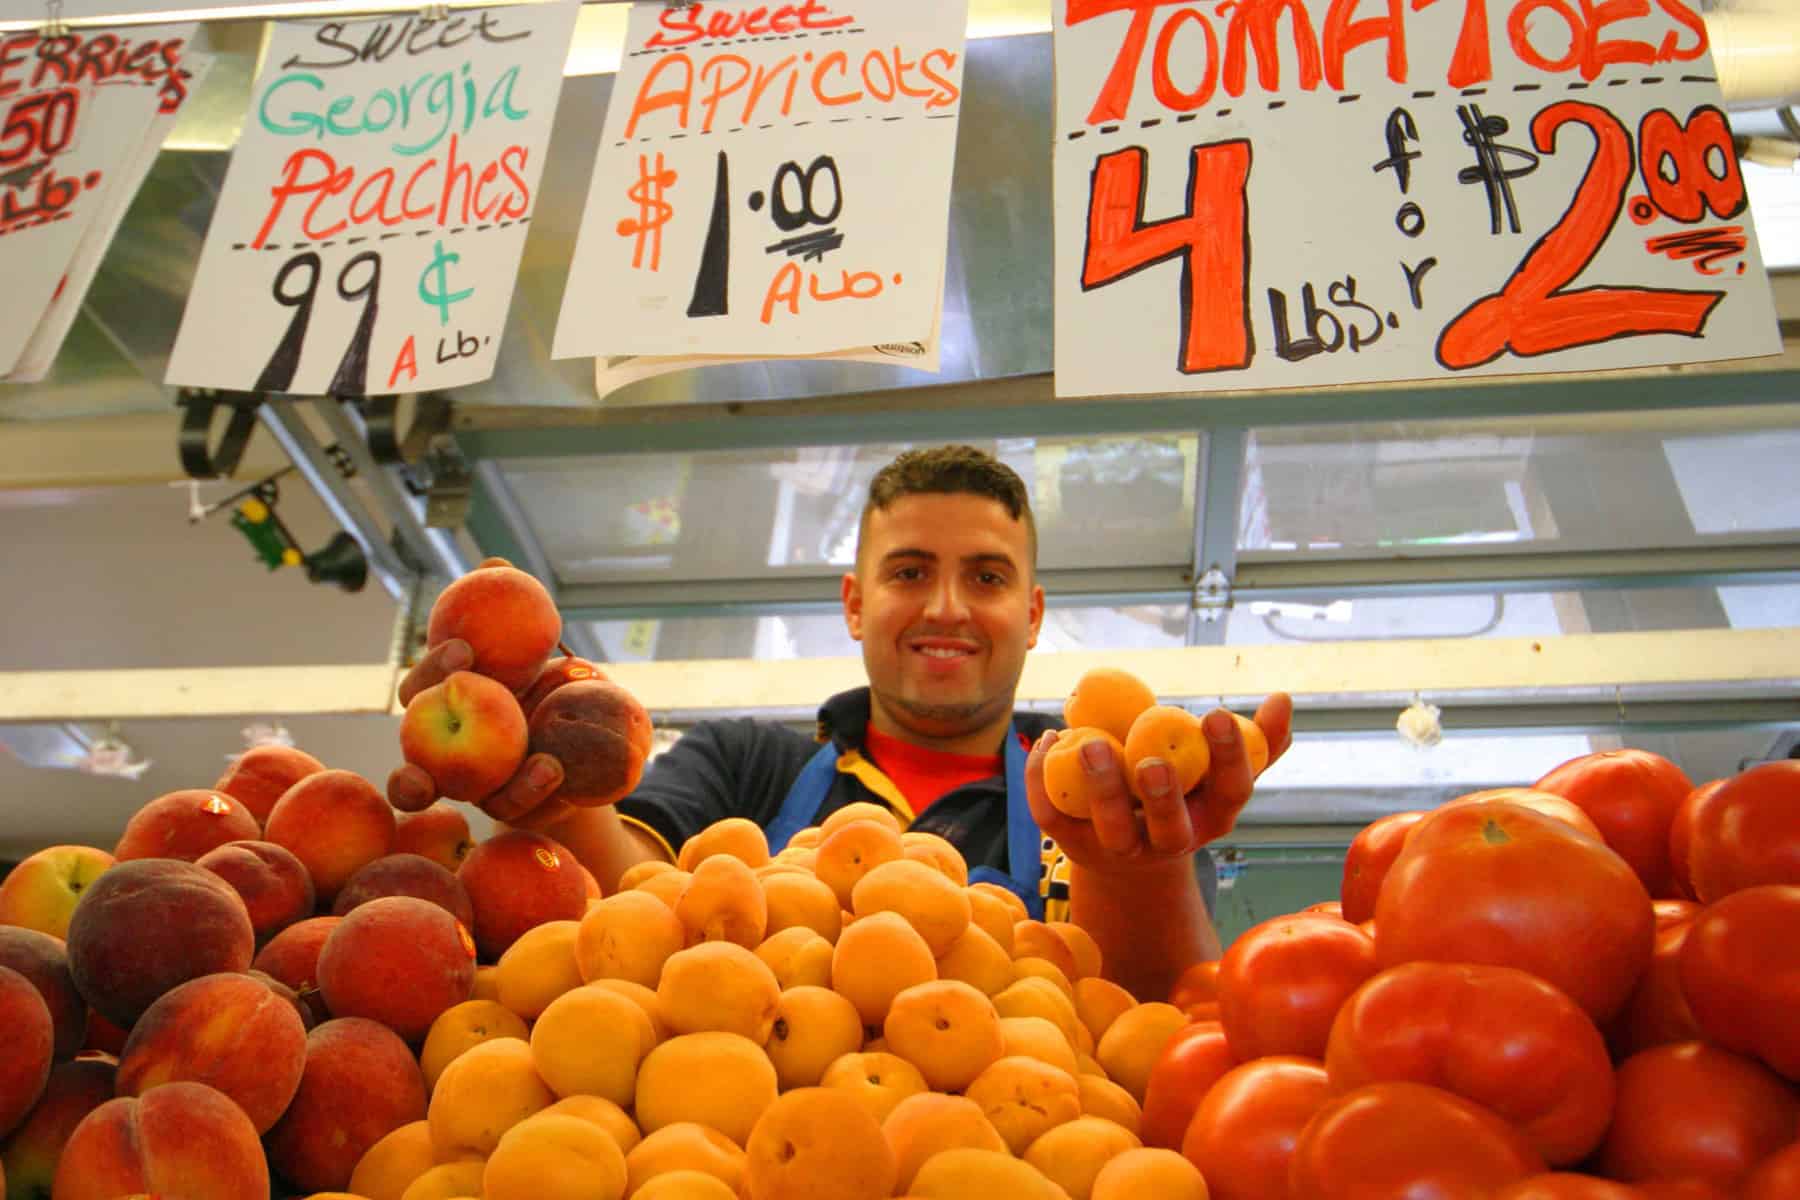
left=618, top=812, right=678, bottom=864
left=834, top=748, right=915, bottom=827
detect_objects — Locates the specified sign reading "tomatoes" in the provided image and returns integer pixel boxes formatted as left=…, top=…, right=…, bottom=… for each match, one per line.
left=1051, top=0, right=1781, bottom=399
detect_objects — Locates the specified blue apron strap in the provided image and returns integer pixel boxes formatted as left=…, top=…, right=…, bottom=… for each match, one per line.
left=967, top=724, right=1045, bottom=920
left=767, top=741, right=840, bottom=855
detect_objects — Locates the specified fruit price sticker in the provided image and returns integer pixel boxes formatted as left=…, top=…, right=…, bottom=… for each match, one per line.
left=165, top=1, right=580, bottom=397
left=0, top=23, right=202, bottom=379
left=553, top=0, right=968, bottom=360
left=1052, top=0, right=1782, bottom=399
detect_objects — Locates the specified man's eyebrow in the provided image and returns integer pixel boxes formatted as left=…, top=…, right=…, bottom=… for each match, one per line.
left=879, top=547, right=936, bottom=564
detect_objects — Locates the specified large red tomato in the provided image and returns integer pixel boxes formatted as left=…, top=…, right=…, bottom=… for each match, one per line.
left=1324, top=962, right=1614, bottom=1166
left=1607, top=917, right=1702, bottom=1061
left=1678, top=884, right=1800, bottom=1080
left=1338, top=811, right=1425, bottom=924
left=1634, top=1182, right=1733, bottom=1200
left=1596, top=1042, right=1800, bottom=1187
left=1217, top=915, right=1377, bottom=1061
left=1685, top=761, right=1800, bottom=903
left=1667, top=779, right=1724, bottom=900
left=1442, top=788, right=1606, bottom=841
left=1535, top=749, right=1693, bottom=898
left=1286, top=1081, right=1545, bottom=1199
left=1139, top=1020, right=1235, bottom=1150
left=1495, top=1175, right=1646, bottom=1199
left=1742, top=1141, right=1800, bottom=1200
left=1374, top=802, right=1654, bottom=1024
left=1180, top=1056, right=1332, bottom=1200
left=1651, top=899, right=1699, bottom=930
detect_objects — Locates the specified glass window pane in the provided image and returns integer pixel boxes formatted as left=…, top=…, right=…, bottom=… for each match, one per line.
left=504, top=434, right=1197, bottom=586
left=1239, top=411, right=1800, bottom=554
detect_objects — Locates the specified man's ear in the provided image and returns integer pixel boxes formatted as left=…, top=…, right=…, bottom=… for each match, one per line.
left=1026, top=582, right=1045, bottom=650
left=842, top=571, right=864, bottom=640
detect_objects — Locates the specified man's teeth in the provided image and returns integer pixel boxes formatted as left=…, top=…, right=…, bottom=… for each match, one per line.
left=917, top=646, right=969, bottom=657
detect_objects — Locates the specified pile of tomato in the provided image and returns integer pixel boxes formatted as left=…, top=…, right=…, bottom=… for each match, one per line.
left=1144, top=753, right=1800, bottom=1200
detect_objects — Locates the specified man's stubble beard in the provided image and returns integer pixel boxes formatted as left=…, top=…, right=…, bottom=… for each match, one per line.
left=876, top=687, right=1004, bottom=734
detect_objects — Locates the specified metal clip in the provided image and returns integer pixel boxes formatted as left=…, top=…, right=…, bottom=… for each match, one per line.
left=419, top=1, right=450, bottom=22
left=1193, top=564, right=1231, bottom=623
left=40, top=0, right=68, bottom=38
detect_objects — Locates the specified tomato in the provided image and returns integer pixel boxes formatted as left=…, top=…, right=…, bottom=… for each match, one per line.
left=1651, top=899, right=1699, bottom=930
left=1634, top=1181, right=1733, bottom=1200
left=1667, top=779, right=1724, bottom=900
left=1606, top=918, right=1702, bottom=1061
left=1596, top=1042, right=1800, bottom=1187
left=1302, top=900, right=1344, bottom=919
left=1217, top=915, right=1377, bottom=1061
left=1338, top=811, right=1425, bottom=924
left=1286, top=1081, right=1545, bottom=1199
left=1375, top=802, right=1654, bottom=1024
left=1139, top=1020, right=1235, bottom=1150
left=1324, top=962, right=1614, bottom=1166
left=1742, top=1141, right=1800, bottom=1200
left=1494, top=1175, right=1647, bottom=1200
left=1685, top=761, right=1800, bottom=903
left=1678, top=884, right=1800, bottom=1080
left=1180, top=1055, right=1332, bottom=1200
left=1169, top=959, right=1218, bottom=1009
left=1442, top=788, right=1607, bottom=842
left=1535, top=749, right=1693, bottom=898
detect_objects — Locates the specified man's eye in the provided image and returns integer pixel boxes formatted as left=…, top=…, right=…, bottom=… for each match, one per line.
left=893, top=566, right=925, bottom=582
left=978, top=571, right=1007, bottom=587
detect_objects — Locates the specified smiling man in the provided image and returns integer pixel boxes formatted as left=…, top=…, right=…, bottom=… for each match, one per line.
left=391, top=445, right=1292, bottom=998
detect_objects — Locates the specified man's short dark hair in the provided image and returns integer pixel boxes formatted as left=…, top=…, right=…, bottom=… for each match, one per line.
left=859, top=444, right=1038, bottom=566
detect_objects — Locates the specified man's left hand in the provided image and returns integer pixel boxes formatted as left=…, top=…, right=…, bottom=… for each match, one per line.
left=1025, top=693, right=1293, bottom=874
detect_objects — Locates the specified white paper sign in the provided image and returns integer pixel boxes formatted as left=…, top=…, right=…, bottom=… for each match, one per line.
left=1053, top=0, right=1781, bottom=399
left=166, top=2, right=580, bottom=396
left=554, top=0, right=968, bottom=360
left=0, top=22, right=198, bottom=376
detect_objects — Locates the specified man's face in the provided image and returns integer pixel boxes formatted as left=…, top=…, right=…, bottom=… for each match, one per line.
left=842, top=492, right=1045, bottom=742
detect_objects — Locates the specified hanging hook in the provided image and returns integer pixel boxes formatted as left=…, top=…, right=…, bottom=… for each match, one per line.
left=41, top=0, right=68, bottom=38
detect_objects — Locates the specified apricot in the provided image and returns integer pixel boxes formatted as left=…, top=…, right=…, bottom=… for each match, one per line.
left=1023, top=1116, right=1146, bottom=1200
left=426, top=563, right=562, bottom=693
left=912, top=1147, right=1070, bottom=1199
left=635, top=1031, right=778, bottom=1147
left=332, top=853, right=474, bottom=930
left=51, top=1081, right=267, bottom=1200
left=316, top=896, right=476, bottom=1042
left=588, top=976, right=668, bottom=1045
left=1043, top=728, right=1125, bottom=821
left=815, top=819, right=906, bottom=910
left=1051, top=922, right=1103, bottom=980
left=528, top=679, right=652, bottom=807
left=399, top=1159, right=485, bottom=1200
left=744, top=1085, right=897, bottom=1200
left=820, top=801, right=904, bottom=837
left=635, top=867, right=692, bottom=909
left=577, top=888, right=686, bottom=987
left=633, top=1169, right=738, bottom=1199
left=994, top=976, right=1085, bottom=1052
left=471, top=962, right=502, bottom=1002
left=530, top=983, right=647, bottom=1106
left=458, top=829, right=588, bottom=961
left=882, top=979, right=1005, bottom=1092
left=196, top=839, right=315, bottom=945
left=113, top=788, right=260, bottom=863
left=674, top=853, right=768, bottom=948
left=757, top=926, right=836, bottom=990
left=625, top=1123, right=746, bottom=1198
left=678, top=816, right=771, bottom=870
left=1095, top=1001, right=1188, bottom=1104
left=820, top=1050, right=929, bottom=1124
left=766, top=985, right=864, bottom=1089
left=882, top=1092, right=1009, bottom=1193
left=658, top=940, right=782, bottom=1042
left=1122, top=706, right=1211, bottom=804
left=786, top=826, right=825, bottom=849
left=419, top=999, right=529, bottom=1090
left=970, top=882, right=1029, bottom=924
left=1014, top=920, right=1082, bottom=978
left=999, top=1015, right=1081, bottom=1076
left=1230, top=711, right=1271, bottom=776
left=213, top=743, right=326, bottom=827
left=1064, top=667, right=1157, bottom=745
left=495, top=919, right=582, bottom=1020
left=265, top=1017, right=427, bottom=1193
left=965, top=1054, right=1082, bottom=1154
left=833, top=910, right=939, bottom=1027
left=346, top=1119, right=435, bottom=1200
left=1090, top=1146, right=1209, bottom=1200
left=935, top=923, right=1016, bottom=996
left=542, top=1093, right=641, bottom=1156
left=428, top=1036, right=554, bottom=1160
left=761, top=870, right=843, bottom=942
left=901, top=830, right=970, bottom=885
left=852, top=858, right=972, bottom=956
left=1076, top=1074, right=1142, bottom=1135
left=1014, top=956, right=1078, bottom=1000
left=965, top=888, right=1019, bottom=955
left=1073, top=976, right=1136, bottom=1044
left=484, top=1111, right=627, bottom=1200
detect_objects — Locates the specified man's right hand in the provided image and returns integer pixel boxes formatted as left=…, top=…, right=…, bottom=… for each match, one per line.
left=387, top=634, right=574, bottom=831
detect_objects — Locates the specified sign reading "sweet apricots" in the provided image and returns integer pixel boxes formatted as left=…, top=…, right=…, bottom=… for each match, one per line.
left=1052, top=0, right=1782, bottom=399
left=554, top=0, right=968, bottom=359
left=167, top=2, right=580, bottom=396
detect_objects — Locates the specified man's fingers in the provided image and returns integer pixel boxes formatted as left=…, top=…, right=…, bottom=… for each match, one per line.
left=1135, top=758, right=1195, bottom=855
left=386, top=763, right=438, bottom=813
left=397, top=639, right=474, bottom=707
left=478, top=753, right=564, bottom=825
left=1255, top=691, right=1295, bottom=766
left=1196, top=709, right=1253, bottom=844
left=1079, top=736, right=1141, bottom=856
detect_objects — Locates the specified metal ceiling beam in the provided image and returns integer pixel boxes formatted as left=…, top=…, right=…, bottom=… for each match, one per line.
left=313, top=400, right=467, bottom=583
left=1190, top=427, right=1245, bottom=646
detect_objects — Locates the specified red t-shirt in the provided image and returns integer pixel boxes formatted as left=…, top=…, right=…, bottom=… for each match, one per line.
left=863, top=725, right=1025, bottom=816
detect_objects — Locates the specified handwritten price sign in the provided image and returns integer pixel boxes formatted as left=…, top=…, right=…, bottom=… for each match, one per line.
left=166, top=2, right=579, bottom=396
left=0, top=23, right=198, bottom=377
left=554, top=0, right=968, bottom=359
left=1052, top=0, right=1781, bottom=399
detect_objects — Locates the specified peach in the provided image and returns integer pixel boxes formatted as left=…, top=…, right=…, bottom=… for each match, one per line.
left=265, top=1017, right=428, bottom=1193
left=527, top=679, right=653, bottom=806
left=253, top=915, right=340, bottom=1026
left=0, top=1057, right=114, bottom=1197
left=458, top=830, right=588, bottom=961
left=196, top=839, right=316, bottom=944
left=213, top=743, right=326, bottom=827
left=0, top=966, right=52, bottom=1137
left=518, top=655, right=610, bottom=721
left=247, top=967, right=317, bottom=1030
left=332, top=852, right=475, bottom=929
left=116, top=971, right=307, bottom=1132
left=0, top=843, right=113, bottom=940
left=51, top=1081, right=268, bottom=1200
left=0, top=925, right=87, bottom=1060
left=402, top=670, right=530, bottom=805
left=79, top=1008, right=128, bottom=1056
left=265, top=769, right=397, bottom=903
left=318, top=896, right=477, bottom=1042
left=394, top=801, right=477, bottom=872
left=112, top=788, right=260, bottom=863
left=426, top=563, right=563, bottom=693
left=65, top=857, right=254, bottom=1029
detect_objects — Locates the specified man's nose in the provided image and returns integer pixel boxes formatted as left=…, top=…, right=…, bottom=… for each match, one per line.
left=924, top=574, right=971, bottom=622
